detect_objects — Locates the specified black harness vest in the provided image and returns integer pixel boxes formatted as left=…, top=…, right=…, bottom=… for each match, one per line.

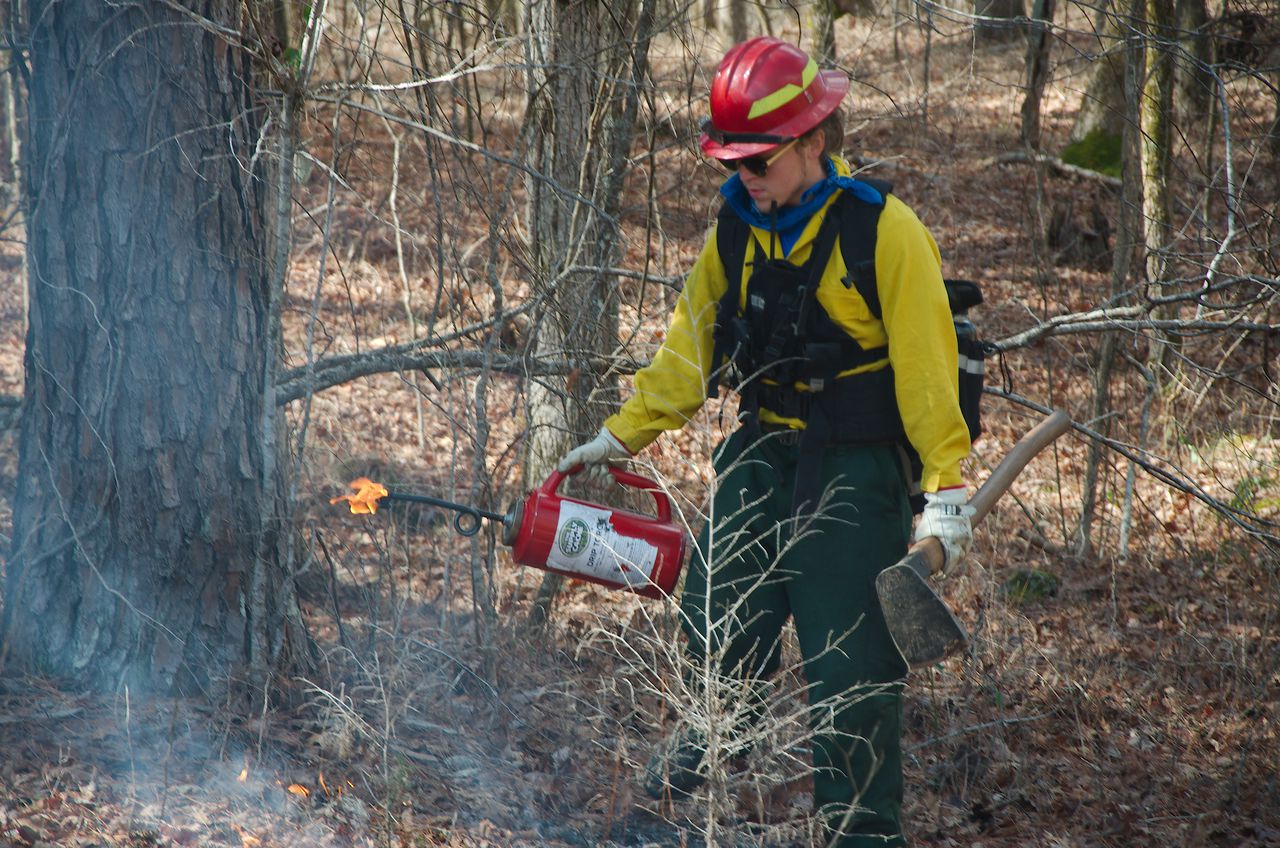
left=707, top=187, right=909, bottom=514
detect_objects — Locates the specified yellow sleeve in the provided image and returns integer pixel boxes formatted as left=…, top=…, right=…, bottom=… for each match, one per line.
left=604, top=229, right=730, bottom=454
left=875, top=196, right=971, bottom=492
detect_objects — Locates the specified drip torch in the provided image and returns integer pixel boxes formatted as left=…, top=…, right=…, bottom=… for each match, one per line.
left=330, top=467, right=687, bottom=599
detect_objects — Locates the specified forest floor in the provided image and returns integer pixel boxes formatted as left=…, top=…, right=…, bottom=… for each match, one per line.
left=2, top=8, right=1279, bottom=848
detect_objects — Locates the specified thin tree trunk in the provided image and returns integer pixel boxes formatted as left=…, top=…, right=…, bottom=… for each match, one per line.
left=523, top=0, right=654, bottom=628
left=811, top=0, right=838, bottom=64
left=1, top=0, right=24, bottom=326
left=975, top=0, right=1026, bottom=43
left=1075, top=7, right=1143, bottom=557
left=1020, top=0, right=1055, bottom=149
left=1141, top=0, right=1174, bottom=312
left=1139, top=0, right=1176, bottom=459
left=1173, top=0, right=1211, bottom=129
left=922, top=4, right=933, bottom=123
left=729, top=0, right=749, bottom=43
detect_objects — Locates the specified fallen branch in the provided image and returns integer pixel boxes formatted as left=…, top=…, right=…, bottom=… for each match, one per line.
left=906, top=712, right=1052, bottom=753
left=0, top=706, right=82, bottom=724
left=981, top=150, right=1123, bottom=189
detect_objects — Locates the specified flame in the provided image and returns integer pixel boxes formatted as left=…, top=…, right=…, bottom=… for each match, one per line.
left=287, top=783, right=310, bottom=798
left=233, top=825, right=261, bottom=848
left=329, top=477, right=388, bottom=514
left=237, top=766, right=249, bottom=782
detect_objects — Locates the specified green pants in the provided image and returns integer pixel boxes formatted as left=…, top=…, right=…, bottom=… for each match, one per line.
left=681, top=428, right=911, bottom=847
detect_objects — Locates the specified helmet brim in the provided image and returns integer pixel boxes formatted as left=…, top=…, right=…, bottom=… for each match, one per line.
left=698, top=135, right=778, bottom=160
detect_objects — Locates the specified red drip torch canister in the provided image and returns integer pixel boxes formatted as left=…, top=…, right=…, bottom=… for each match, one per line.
left=501, top=466, right=687, bottom=599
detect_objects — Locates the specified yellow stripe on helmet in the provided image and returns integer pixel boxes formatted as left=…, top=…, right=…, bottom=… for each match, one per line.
left=746, top=59, right=818, bottom=120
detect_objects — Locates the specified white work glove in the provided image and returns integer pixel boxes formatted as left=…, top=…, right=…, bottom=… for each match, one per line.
left=556, top=427, right=631, bottom=473
left=914, top=487, right=975, bottom=573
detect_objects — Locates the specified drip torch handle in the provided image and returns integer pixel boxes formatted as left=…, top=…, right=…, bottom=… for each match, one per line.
left=547, top=465, right=673, bottom=522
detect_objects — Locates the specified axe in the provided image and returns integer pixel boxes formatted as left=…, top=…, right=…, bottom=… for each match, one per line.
left=876, top=410, right=1072, bottom=669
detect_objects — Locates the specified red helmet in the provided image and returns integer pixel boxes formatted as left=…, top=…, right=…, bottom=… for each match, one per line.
left=699, top=37, right=849, bottom=160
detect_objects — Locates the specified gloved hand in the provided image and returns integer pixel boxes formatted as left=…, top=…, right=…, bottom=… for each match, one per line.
left=556, top=427, right=631, bottom=473
left=913, top=487, right=975, bottom=573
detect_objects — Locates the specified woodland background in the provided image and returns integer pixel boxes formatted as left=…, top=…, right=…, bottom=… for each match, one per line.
left=0, top=0, right=1278, bottom=845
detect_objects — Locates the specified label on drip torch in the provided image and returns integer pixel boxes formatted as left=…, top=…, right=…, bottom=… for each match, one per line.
left=548, top=502, right=658, bottom=589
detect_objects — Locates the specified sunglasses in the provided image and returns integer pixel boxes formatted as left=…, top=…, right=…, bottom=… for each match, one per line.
left=717, top=138, right=799, bottom=178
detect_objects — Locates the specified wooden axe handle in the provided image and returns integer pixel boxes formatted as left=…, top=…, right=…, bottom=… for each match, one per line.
left=911, top=410, right=1072, bottom=577
left=970, top=409, right=1072, bottom=526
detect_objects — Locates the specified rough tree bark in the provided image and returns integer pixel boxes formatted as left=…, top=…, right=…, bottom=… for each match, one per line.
left=2, top=0, right=309, bottom=696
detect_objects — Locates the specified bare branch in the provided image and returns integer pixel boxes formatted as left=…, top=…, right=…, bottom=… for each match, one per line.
left=987, top=390, right=1280, bottom=547
left=275, top=271, right=1278, bottom=408
left=991, top=276, right=1280, bottom=351
left=312, top=62, right=520, bottom=96
left=275, top=349, right=645, bottom=405
left=994, top=315, right=1280, bottom=350
left=303, top=94, right=616, bottom=225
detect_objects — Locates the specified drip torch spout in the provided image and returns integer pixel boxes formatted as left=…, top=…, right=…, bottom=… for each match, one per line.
left=379, top=490, right=505, bottom=536
left=329, top=478, right=505, bottom=537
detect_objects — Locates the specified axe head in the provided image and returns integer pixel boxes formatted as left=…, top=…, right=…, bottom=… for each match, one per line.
left=876, top=549, right=969, bottom=669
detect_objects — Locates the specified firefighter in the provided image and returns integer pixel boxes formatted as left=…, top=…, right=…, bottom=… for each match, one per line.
left=558, top=36, right=973, bottom=847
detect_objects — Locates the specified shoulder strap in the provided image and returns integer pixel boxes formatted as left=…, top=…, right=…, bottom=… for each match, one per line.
left=838, top=178, right=891, bottom=320
left=791, top=201, right=844, bottom=336
left=707, top=205, right=750, bottom=398
left=837, top=182, right=986, bottom=321
left=714, top=203, right=750, bottom=303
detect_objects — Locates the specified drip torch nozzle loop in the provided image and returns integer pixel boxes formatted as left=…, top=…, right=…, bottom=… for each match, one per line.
left=382, top=491, right=504, bottom=536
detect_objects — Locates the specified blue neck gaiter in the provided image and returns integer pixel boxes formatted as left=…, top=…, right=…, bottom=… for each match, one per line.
left=719, top=158, right=885, bottom=257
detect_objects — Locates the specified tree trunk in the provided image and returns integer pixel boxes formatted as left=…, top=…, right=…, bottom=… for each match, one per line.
left=729, top=0, right=749, bottom=43
left=1173, top=0, right=1211, bottom=129
left=2, top=0, right=309, bottom=696
left=1067, top=0, right=1127, bottom=145
left=522, top=0, right=653, bottom=626
left=975, top=0, right=1027, bottom=43
left=1019, top=0, right=1055, bottom=149
left=1075, top=6, right=1143, bottom=556
left=1273, top=74, right=1280, bottom=160
left=810, top=0, right=838, bottom=64
left=0, top=0, right=24, bottom=326
left=1140, top=0, right=1174, bottom=338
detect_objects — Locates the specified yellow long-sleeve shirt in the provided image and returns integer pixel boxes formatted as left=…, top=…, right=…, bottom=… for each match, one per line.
left=606, top=165, right=970, bottom=493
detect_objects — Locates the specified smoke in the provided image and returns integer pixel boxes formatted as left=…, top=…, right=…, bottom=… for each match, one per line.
left=0, top=680, right=370, bottom=848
